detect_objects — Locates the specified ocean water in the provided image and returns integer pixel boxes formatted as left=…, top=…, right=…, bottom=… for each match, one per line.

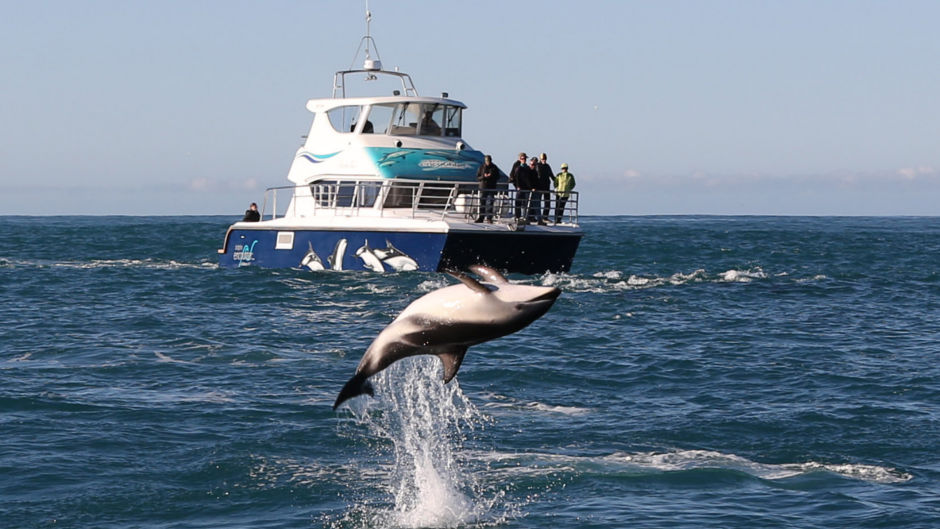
left=2, top=215, right=938, bottom=528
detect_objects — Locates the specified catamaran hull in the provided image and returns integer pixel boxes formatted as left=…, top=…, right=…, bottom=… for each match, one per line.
left=218, top=227, right=581, bottom=274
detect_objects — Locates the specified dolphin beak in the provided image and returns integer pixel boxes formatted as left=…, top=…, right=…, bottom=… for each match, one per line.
left=531, top=287, right=561, bottom=303
left=518, top=288, right=561, bottom=315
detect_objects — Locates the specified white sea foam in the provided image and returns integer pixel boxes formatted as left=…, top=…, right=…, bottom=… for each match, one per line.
left=543, top=267, right=789, bottom=293
left=478, top=448, right=911, bottom=484
left=796, top=274, right=829, bottom=283
left=719, top=267, right=767, bottom=282
left=342, top=357, right=509, bottom=528
left=154, top=351, right=196, bottom=364
left=6, top=258, right=215, bottom=271
left=480, top=394, right=590, bottom=416
left=524, top=402, right=590, bottom=416
left=608, top=450, right=913, bottom=483
left=416, top=278, right=451, bottom=293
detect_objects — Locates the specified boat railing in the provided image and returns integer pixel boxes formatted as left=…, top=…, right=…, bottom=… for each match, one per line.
left=258, top=179, right=579, bottom=225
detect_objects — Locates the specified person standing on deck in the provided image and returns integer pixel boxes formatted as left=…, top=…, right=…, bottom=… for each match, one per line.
left=536, top=153, right=554, bottom=223
left=553, top=163, right=576, bottom=224
left=524, top=157, right=544, bottom=224
left=509, top=152, right=528, bottom=220
left=475, top=155, right=500, bottom=223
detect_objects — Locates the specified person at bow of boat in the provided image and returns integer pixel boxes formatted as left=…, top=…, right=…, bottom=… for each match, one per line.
left=553, top=163, right=576, bottom=224
left=475, top=154, right=501, bottom=223
left=242, top=203, right=260, bottom=222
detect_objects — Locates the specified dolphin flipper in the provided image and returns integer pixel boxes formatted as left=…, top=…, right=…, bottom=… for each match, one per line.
left=434, top=345, right=469, bottom=383
left=447, top=270, right=490, bottom=294
left=469, top=264, right=509, bottom=284
left=333, top=373, right=375, bottom=410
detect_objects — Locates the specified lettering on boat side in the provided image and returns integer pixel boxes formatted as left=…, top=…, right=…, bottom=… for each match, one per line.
left=233, top=240, right=258, bottom=266
left=418, top=159, right=473, bottom=171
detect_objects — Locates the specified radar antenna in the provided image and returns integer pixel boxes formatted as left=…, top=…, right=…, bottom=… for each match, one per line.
left=351, top=3, right=383, bottom=76
left=333, top=4, right=417, bottom=98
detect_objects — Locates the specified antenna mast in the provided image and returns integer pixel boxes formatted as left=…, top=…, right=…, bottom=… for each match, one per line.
left=351, top=2, right=382, bottom=73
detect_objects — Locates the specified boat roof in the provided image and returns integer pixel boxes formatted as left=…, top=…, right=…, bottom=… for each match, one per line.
left=306, top=94, right=467, bottom=113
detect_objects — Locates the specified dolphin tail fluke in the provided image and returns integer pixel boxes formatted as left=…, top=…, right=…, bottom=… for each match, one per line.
left=333, top=373, right=374, bottom=410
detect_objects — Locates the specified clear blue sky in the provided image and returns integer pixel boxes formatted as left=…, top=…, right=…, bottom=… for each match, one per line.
left=2, top=0, right=938, bottom=215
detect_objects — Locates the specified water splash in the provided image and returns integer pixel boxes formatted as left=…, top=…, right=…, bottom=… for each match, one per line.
left=345, top=357, right=498, bottom=528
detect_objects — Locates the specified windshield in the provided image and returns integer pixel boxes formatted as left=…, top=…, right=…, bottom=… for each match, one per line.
left=388, top=103, right=460, bottom=137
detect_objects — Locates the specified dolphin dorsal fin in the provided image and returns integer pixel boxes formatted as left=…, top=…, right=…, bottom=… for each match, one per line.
left=469, top=264, right=509, bottom=284
left=434, top=345, right=469, bottom=383
left=447, top=270, right=491, bottom=294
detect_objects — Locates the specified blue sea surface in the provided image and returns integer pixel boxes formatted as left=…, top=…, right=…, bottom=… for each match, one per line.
left=2, top=215, right=938, bottom=528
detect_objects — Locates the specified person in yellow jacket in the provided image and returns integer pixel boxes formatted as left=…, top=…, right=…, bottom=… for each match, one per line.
left=552, top=163, right=576, bottom=224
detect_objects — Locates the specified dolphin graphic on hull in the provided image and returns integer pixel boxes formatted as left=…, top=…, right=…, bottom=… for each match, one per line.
left=373, top=240, right=418, bottom=271
left=328, top=238, right=347, bottom=271
left=333, top=264, right=561, bottom=409
left=300, top=242, right=325, bottom=271
left=355, top=240, right=386, bottom=273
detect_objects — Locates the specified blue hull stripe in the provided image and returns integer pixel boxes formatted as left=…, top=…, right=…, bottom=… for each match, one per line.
left=219, top=228, right=580, bottom=273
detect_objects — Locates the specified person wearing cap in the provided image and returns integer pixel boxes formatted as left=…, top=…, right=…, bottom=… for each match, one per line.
left=553, top=163, right=576, bottom=224
left=474, top=154, right=501, bottom=223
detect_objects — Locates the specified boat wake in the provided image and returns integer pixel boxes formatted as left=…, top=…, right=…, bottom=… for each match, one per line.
left=541, top=266, right=808, bottom=293
left=482, top=449, right=913, bottom=485
left=2, top=258, right=216, bottom=270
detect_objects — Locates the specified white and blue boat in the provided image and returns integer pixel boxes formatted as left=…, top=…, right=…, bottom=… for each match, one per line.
left=218, top=14, right=581, bottom=274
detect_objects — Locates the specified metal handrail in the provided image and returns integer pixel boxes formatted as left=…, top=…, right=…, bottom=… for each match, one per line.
left=257, top=179, right=580, bottom=225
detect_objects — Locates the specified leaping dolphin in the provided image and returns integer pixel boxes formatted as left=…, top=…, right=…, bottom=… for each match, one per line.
left=332, top=264, right=561, bottom=410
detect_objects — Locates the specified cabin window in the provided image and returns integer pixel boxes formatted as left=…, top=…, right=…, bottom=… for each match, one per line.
left=383, top=181, right=419, bottom=208
left=358, top=181, right=382, bottom=206
left=326, top=105, right=362, bottom=133
left=419, top=104, right=444, bottom=136
left=364, top=104, right=394, bottom=134
left=389, top=103, right=420, bottom=136
left=310, top=180, right=382, bottom=208
left=381, top=181, right=474, bottom=209
left=388, top=103, right=452, bottom=137
left=443, top=106, right=462, bottom=137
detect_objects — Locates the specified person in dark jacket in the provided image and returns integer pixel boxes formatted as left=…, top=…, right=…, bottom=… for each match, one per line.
left=536, top=153, right=554, bottom=223
left=520, top=157, right=543, bottom=224
left=509, top=152, right=527, bottom=219
left=243, top=202, right=260, bottom=222
left=475, top=155, right=500, bottom=222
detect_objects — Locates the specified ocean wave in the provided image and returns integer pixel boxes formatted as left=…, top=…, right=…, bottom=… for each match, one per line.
left=719, top=267, right=767, bottom=282
left=541, top=268, right=762, bottom=292
left=609, top=450, right=913, bottom=483
left=480, top=449, right=912, bottom=485
left=479, top=393, right=590, bottom=416
left=416, top=277, right=452, bottom=292
left=4, top=258, right=216, bottom=271
left=538, top=266, right=836, bottom=293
